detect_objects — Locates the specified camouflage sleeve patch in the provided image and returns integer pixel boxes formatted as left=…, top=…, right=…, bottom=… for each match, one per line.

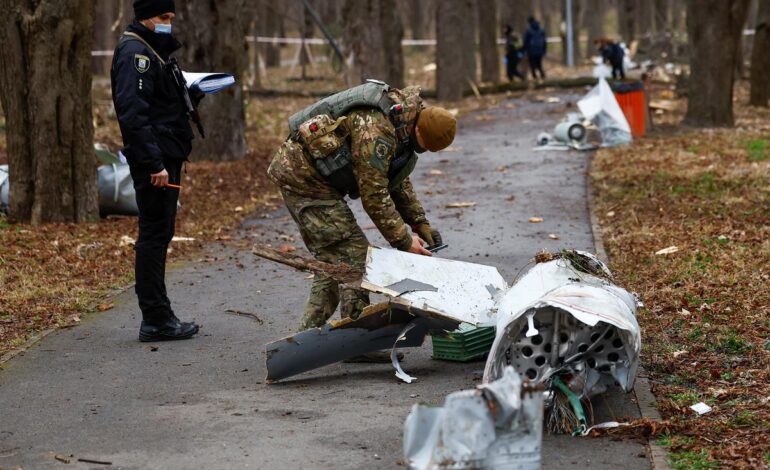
left=348, top=110, right=412, bottom=250
left=370, top=137, right=393, bottom=172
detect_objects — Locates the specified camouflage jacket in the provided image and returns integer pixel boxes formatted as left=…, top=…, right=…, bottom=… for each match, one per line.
left=268, top=107, right=427, bottom=251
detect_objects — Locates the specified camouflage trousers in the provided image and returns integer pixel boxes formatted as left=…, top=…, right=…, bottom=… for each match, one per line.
left=280, top=189, right=370, bottom=330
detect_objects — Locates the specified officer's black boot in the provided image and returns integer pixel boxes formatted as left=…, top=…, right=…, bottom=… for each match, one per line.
left=139, top=317, right=199, bottom=342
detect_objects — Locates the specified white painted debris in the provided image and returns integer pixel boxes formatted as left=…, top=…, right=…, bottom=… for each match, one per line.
left=577, top=78, right=632, bottom=147
left=362, top=247, right=506, bottom=327
left=690, top=402, right=712, bottom=415
left=403, top=366, right=543, bottom=470
left=484, top=251, right=641, bottom=398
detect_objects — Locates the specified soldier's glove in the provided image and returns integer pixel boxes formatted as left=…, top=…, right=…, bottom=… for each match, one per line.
left=413, top=223, right=441, bottom=247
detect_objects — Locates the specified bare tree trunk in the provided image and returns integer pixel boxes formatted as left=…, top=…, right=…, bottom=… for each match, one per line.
left=247, top=18, right=261, bottom=89
left=653, top=0, right=669, bottom=31
left=0, top=0, right=99, bottom=224
left=479, top=0, right=500, bottom=83
left=750, top=0, right=770, bottom=106
left=500, top=0, right=529, bottom=34
left=638, top=0, right=654, bottom=39
left=93, top=0, right=116, bottom=76
left=436, top=0, right=475, bottom=101
left=259, top=4, right=281, bottom=68
left=618, top=0, right=636, bottom=43
left=684, top=0, right=751, bottom=127
left=670, top=0, right=685, bottom=32
left=586, top=0, right=604, bottom=58
left=299, top=7, right=314, bottom=80
left=382, top=1, right=405, bottom=87
left=175, top=1, right=250, bottom=161
left=342, top=0, right=404, bottom=86
left=410, top=0, right=425, bottom=39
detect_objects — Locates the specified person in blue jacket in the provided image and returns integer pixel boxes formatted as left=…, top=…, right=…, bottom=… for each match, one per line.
left=111, top=0, right=202, bottom=342
left=523, top=16, right=547, bottom=80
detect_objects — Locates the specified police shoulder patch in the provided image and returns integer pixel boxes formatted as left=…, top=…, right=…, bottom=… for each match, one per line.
left=134, top=54, right=151, bottom=73
left=370, top=137, right=393, bottom=172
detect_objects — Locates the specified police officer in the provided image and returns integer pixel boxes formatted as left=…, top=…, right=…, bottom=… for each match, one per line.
left=268, top=81, right=456, bottom=361
left=111, top=0, right=200, bottom=341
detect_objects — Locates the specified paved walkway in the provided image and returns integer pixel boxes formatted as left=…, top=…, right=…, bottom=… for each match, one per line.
left=0, top=94, right=649, bottom=469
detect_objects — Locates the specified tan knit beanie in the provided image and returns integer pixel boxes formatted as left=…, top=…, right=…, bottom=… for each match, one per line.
left=416, top=107, right=456, bottom=152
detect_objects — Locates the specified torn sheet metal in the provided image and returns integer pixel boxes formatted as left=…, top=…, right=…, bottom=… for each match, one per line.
left=362, top=247, right=506, bottom=326
left=404, top=366, right=543, bottom=470
left=484, top=251, right=641, bottom=398
left=265, top=302, right=456, bottom=383
left=393, top=322, right=420, bottom=383
left=577, top=78, right=632, bottom=147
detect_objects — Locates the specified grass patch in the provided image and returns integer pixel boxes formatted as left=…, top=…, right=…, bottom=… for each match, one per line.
left=746, top=139, right=769, bottom=161
left=669, top=449, right=718, bottom=470
left=591, top=85, right=770, bottom=466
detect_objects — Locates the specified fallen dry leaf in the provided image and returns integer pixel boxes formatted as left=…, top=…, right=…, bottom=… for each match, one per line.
left=96, top=303, right=114, bottom=312
left=428, top=169, right=444, bottom=176
left=278, top=244, right=297, bottom=253
left=548, top=234, right=559, bottom=240
left=445, top=202, right=477, bottom=209
left=655, top=245, right=679, bottom=255
left=528, top=217, right=544, bottom=223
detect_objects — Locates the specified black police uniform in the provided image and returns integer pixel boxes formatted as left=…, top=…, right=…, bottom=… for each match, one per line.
left=110, top=21, right=198, bottom=339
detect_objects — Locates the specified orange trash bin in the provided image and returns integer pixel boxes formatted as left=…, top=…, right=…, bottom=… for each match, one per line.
left=612, top=81, right=647, bottom=137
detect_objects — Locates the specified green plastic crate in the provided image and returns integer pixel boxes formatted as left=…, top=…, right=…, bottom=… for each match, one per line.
left=432, top=323, right=495, bottom=362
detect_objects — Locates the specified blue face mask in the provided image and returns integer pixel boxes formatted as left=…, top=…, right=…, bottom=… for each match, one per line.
left=154, top=23, right=172, bottom=35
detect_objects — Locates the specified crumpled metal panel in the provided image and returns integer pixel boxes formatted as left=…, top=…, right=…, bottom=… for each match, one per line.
left=403, top=366, right=543, bottom=470
left=483, top=251, right=641, bottom=396
left=362, top=247, right=506, bottom=326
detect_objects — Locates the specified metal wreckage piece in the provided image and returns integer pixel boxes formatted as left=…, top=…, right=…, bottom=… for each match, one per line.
left=484, top=250, right=641, bottom=434
left=265, top=247, right=506, bottom=383
left=264, top=247, right=641, bottom=413
left=403, top=366, right=543, bottom=470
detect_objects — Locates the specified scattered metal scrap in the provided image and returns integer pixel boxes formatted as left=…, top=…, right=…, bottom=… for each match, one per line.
left=403, top=366, right=543, bottom=470
left=263, top=246, right=641, bottom=414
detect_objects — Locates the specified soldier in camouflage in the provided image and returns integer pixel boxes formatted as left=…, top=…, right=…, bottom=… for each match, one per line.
left=268, top=81, right=456, bottom=355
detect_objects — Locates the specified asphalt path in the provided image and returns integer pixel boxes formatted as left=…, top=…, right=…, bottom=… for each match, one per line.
left=0, top=93, right=649, bottom=469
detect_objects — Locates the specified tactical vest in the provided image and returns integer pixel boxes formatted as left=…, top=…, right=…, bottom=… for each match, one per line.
left=289, top=80, right=419, bottom=198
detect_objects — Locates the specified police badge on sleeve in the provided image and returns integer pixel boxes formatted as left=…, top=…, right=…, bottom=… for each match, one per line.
left=134, top=54, right=150, bottom=73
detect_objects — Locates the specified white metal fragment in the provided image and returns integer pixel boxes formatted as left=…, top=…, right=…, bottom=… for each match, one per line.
left=690, top=402, right=712, bottom=415
left=362, top=247, right=506, bottom=327
left=403, top=366, right=542, bottom=470
left=393, top=322, right=418, bottom=384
